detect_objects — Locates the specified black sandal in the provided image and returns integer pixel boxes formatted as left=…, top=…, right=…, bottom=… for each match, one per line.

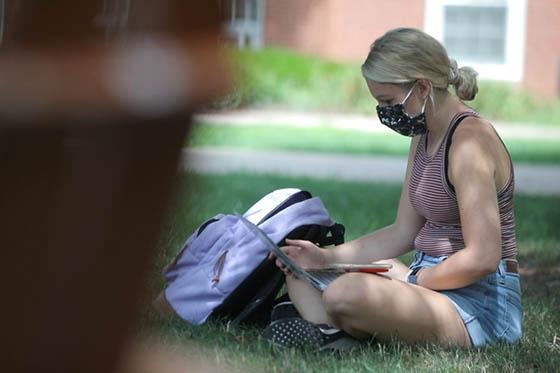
left=265, top=317, right=362, bottom=352
left=270, top=301, right=300, bottom=322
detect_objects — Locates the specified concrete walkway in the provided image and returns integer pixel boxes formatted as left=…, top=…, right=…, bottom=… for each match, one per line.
left=185, top=109, right=560, bottom=196
left=194, top=109, right=560, bottom=140
left=183, top=147, right=560, bottom=197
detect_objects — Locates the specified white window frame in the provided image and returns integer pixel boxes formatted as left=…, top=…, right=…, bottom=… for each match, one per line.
left=424, top=0, right=527, bottom=82
left=225, top=0, right=265, bottom=49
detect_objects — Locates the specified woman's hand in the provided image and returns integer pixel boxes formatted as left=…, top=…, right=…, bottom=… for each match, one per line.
left=271, top=239, right=331, bottom=276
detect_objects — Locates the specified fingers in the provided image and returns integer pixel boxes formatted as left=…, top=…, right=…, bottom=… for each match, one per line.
left=275, top=258, right=291, bottom=276
left=280, top=245, right=302, bottom=253
left=268, top=244, right=300, bottom=260
left=272, top=242, right=310, bottom=277
left=275, top=245, right=305, bottom=277
left=374, top=273, right=392, bottom=280
left=285, top=239, right=316, bottom=250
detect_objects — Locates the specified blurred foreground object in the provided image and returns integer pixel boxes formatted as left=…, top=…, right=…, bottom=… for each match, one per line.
left=116, top=339, right=224, bottom=373
left=0, top=1, right=228, bottom=373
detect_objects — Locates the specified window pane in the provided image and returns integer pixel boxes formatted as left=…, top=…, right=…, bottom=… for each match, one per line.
left=224, top=0, right=263, bottom=49
left=235, top=0, right=246, bottom=21
left=443, top=5, right=507, bottom=64
left=249, top=0, right=258, bottom=21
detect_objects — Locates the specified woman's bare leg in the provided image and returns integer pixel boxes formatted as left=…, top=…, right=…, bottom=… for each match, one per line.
left=286, top=258, right=470, bottom=346
left=373, top=258, right=411, bottom=280
left=285, top=275, right=331, bottom=324
left=285, top=258, right=410, bottom=325
left=322, top=272, right=471, bottom=346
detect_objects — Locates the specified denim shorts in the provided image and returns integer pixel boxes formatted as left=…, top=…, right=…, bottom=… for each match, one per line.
left=409, top=251, right=523, bottom=347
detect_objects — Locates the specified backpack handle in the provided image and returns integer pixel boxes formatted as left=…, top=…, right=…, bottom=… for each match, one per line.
left=316, top=223, right=345, bottom=247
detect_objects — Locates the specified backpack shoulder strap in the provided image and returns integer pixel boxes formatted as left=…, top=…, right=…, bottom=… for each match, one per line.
left=230, top=269, right=283, bottom=327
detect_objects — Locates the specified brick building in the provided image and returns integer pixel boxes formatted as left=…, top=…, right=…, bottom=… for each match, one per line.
left=224, top=0, right=560, bottom=100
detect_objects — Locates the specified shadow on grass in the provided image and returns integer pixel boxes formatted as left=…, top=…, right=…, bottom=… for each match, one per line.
left=142, top=173, right=560, bottom=372
left=142, top=301, right=560, bottom=373
left=142, top=255, right=560, bottom=372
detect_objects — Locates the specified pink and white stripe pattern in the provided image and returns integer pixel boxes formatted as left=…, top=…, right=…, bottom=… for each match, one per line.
left=409, top=112, right=517, bottom=258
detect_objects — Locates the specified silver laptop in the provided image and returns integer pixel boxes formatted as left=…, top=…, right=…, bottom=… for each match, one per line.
left=239, top=216, right=340, bottom=292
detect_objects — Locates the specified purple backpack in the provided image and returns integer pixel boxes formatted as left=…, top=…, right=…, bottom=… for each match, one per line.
left=161, top=188, right=345, bottom=326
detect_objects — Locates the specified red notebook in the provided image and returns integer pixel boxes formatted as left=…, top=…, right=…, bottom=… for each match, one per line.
left=308, top=263, right=392, bottom=274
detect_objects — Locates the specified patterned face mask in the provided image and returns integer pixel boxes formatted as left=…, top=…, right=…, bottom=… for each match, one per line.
left=376, top=83, right=428, bottom=137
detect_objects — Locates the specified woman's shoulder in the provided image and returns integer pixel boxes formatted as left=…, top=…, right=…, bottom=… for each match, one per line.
left=451, top=115, right=501, bottom=156
left=448, top=115, right=511, bottom=188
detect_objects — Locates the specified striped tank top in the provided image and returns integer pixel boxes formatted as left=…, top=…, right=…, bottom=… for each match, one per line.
left=409, top=111, right=517, bottom=258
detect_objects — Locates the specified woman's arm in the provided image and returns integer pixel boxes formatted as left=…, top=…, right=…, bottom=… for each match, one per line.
left=416, top=118, right=504, bottom=290
left=325, top=135, right=426, bottom=264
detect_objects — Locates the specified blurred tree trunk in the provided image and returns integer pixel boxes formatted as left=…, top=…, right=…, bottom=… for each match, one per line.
left=0, top=2, right=228, bottom=373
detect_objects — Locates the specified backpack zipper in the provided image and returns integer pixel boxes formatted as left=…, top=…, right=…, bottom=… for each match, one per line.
left=212, top=250, right=228, bottom=284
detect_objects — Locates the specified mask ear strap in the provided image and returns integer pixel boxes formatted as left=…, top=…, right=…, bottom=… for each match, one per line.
left=420, top=81, right=433, bottom=112
left=421, top=95, right=428, bottom=112
left=401, top=82, right=416, bottom=104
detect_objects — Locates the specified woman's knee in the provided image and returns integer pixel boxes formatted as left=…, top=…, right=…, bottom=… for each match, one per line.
left=322, top=273, right=379, bottom=318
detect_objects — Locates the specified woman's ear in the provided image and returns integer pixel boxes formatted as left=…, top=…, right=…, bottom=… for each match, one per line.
left=416, top=79, right=432, bottom=99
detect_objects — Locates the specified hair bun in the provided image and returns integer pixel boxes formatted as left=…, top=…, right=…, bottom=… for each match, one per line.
left=448, top=59, right=478, bottom=101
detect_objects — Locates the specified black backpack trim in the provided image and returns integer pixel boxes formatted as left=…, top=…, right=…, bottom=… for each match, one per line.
left=209, top=190, right=345, bottom=326
left=256, top=190, right=312, bottom=225
left=210, top=222, right=344, bottom=326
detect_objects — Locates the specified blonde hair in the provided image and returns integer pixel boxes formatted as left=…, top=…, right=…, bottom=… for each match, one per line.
left=361, top=28, right=478, bottom=101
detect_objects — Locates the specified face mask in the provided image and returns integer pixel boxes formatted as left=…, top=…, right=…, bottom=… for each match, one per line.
left=376, top=83, right=428, bottom=137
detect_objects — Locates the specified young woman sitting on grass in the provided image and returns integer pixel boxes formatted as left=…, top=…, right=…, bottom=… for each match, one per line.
left=267, top=27, right=522, bottom=350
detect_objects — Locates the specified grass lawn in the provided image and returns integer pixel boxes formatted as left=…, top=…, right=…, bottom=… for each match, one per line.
left=143, top=172, right=560, bottom=372
left=188, top=123, right=560, bottom=165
